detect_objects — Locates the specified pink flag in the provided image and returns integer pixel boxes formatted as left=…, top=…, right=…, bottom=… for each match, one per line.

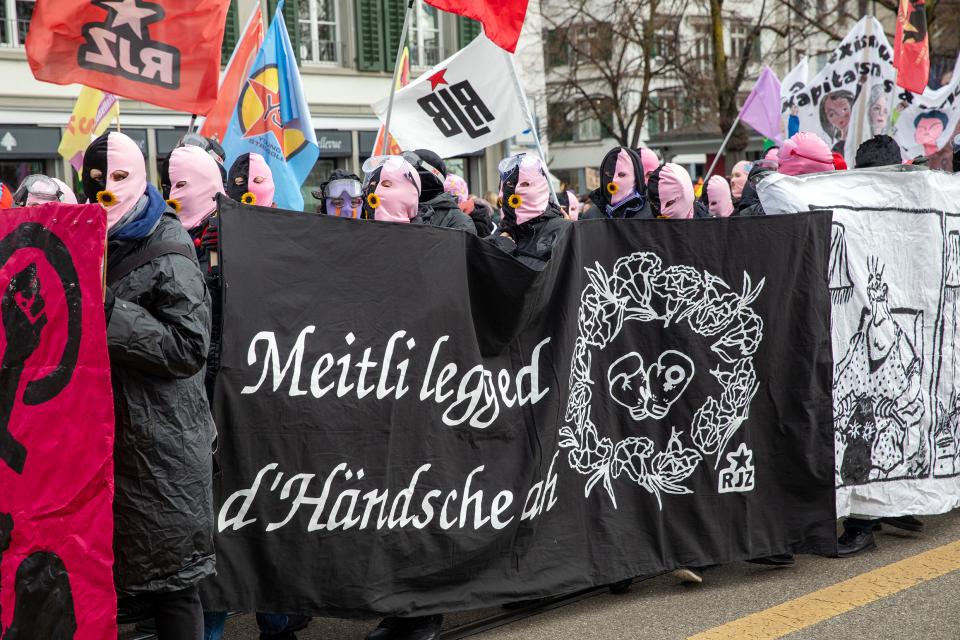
left=0, top=204, right=116, bottom=639
left=739, top=66, right=783, bottom=144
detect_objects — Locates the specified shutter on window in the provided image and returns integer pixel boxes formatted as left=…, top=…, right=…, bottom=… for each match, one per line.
left=221, top=0, right=240, bottom=64
left=382, top=0, right=407, bottom=73
left=355, top=0, right=386, bottom=71
left=458, top=16, right=481, bottom=48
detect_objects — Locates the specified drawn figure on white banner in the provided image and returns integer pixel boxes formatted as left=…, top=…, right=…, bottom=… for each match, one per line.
left=820, top=90, right=856, bottom=153
left=867, top=84, right=892, bottom=137
left=935, top=231, right=960, bottom=476
left=560, top=251, right=765, bottom=507
left=913, top=111, right=948, bottom=157
left=834, top=257, right=925, bottom=484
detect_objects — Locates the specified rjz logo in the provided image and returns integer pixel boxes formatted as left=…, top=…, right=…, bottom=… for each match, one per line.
left=78, top=0, right=180, bottom=89
left=417, top=69, right=495, bottom=139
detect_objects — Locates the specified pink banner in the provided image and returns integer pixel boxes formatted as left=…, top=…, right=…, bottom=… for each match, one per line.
left=0, top=203, right=115, bottom=639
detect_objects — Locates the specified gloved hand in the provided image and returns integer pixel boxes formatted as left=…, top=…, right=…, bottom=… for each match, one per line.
left=104, top=286, right=115, bottom=323
left=201, top=222, right=219, bottom=252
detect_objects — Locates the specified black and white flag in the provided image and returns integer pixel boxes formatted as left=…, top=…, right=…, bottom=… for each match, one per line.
left=201, top=203, right=837, bottom=616
left=372, top=35, right=529, bottom=158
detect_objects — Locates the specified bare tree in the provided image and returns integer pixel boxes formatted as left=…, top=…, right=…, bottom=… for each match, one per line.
left=541, top=0, right=693, bottom=148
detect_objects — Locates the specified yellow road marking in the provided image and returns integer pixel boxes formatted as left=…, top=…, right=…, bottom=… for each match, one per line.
left=689, top=539, right=960, bottom=640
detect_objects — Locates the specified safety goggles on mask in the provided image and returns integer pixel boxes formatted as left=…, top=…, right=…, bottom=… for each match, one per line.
left=361, top=156, right=421, bottom=193
left=497, top=153, right=545, bottom=180
left=14, top=175, right=62, bottom=206
left=400, top=151, right=444, bottom=183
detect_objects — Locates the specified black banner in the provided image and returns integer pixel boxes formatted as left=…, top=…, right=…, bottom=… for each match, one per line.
left=202, top=201, right=837, bottom=617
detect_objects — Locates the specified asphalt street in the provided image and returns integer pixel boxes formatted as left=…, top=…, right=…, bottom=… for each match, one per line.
left=202, top=510, right=960, bottom=639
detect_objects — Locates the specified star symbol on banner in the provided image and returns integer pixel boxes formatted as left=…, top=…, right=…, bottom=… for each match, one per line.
left=726, top=443, right=753, bottom=472
left=242, top=77, right=285, bottom=150
left=428, top=69, right=448, bottom=91
left=95, top=0, right=162, bottom=40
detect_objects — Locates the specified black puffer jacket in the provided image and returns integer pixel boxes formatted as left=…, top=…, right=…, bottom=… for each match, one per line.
left=189, top=222, right=221, bottom=400
left=418, top=192, right=477, bottom=235
left=107, top=212, right=216, bottom=595
left=489, top=206, right=571, bottom=270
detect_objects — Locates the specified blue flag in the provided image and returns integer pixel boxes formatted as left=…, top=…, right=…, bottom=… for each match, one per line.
left=222, top=0, right=318, bottom=210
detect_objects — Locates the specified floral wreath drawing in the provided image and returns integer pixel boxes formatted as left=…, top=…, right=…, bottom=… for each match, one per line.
left=559, top=251, right=766, bottom=508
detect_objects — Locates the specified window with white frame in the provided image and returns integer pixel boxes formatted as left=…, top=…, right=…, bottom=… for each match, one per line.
left=577, top=115, right=602, bottom=142
left=298, top=0, right=340, bottom=64
left=729, top=22, right=748, bottom=60
left=410, top=1, right=443, bottom=67
left=692, top=22, right=712, bottom=73
left=655, top=93, right=679, bottom=133
left=1, top=0, right=33, bottom=47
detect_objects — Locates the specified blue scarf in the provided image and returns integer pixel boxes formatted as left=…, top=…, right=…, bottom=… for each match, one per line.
left=605, top=189, right=644, bottom=218
left=112, top=185, right=167, bottom=241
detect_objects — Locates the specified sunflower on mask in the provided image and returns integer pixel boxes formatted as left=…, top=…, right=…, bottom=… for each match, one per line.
left=97, top=190, right=118, bottom=207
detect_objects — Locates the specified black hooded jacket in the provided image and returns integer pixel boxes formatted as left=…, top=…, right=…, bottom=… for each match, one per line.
left=418, top=192, right=477, bottom=235
left=489, top=205, right=571, bottom=270
left=583, top=147, right=653, bottom=219
left=735, top=166, right=774, bottom=217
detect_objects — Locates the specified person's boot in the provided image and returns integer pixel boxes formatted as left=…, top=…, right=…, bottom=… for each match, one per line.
left=366, top=615, right=443, bottom=640
left=671, top=568, right=703, bottom=584
left=746, top=553, right=795, bottom=566
left=837, top=522, right=877, bottom=557
left=879, top=515, right=924, bottom=532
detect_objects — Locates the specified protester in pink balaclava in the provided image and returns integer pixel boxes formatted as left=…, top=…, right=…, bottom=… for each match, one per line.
left=82, top=131, right=151, bottom=234
left=443, top=173, right=469, bottom=205
left=637, top=147, right=661, bottom=181
left=558, top=189, right=581, bottom=220
left=779, top=131, right=836, bottom=176
left=362, top=155, right=421, bottom=223
left=227, top=152, right=275, bottom=207
left=168, top=145, right=226, bottom=231
left=490, top=153, right=571, bottom=269
left=729, top=160, right=752, bottom=202
left=647, top=162, right=695, bottom=219
left=14, top=175, right=78, bottom=206
left=704, top=175, right=734, bottom=217
left=583, top=146, right=651, bottom=219
left=764, top=147, right=780, bottom=167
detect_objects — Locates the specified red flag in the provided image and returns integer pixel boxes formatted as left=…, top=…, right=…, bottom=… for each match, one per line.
left=26, top=0, right=231, bottom=115
left=0, top=204, right=116, bottom=639
left=894, top=0, right=930, bottom=94
left=424, top=0, right=529, bottom=53
left=201, top=5, right=265, bottom=141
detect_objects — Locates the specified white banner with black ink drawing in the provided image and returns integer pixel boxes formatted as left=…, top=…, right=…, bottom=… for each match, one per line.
left=892, top=54, right=960, bottom=171
left=782, top=17, right=897, bottom=166
left=759, top=168, right=960, bottom=517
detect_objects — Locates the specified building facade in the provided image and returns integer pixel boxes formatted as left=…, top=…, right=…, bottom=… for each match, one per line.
left=0, top=0, right=549, bottom=206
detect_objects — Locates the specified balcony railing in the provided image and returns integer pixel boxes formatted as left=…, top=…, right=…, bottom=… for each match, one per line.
left=0, top=19, right=31, bottom=48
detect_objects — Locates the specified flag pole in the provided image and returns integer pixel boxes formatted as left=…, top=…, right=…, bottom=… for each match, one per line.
left=383, top=0, right=415, bottom=151
left=702, top=111, right=742, bottom=185
left=505, top=49, right=559, bottom=205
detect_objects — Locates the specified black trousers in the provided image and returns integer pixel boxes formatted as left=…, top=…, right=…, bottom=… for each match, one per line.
left=149, top=586, right=204, bottom=640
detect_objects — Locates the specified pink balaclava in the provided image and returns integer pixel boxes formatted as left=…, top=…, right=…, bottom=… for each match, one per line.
left=566, top=190, right=581, bottom=221
left=638, top=147, right=660, bottom=181
left=729, top=160, right=752, bottom=200
left=370, top=156, right=421, bottom=223
left=764, top=147, right=780, bottom=167
left=102, top=132, right=148, bottom=229
left=25, top=178, right=78, bottom=206
left=500, top=155, right=551, bottom=226
left=705, top=175, right=734, bottom=217
left=168, top=145, right=226, bottom=230
left=246, top=153, right=275, bottom=207
left=779, top=132, right=836, bottom=176
left=443, top=173, right=469, bottom=204
left=656, top=163, right=695, bottom=219
left=610, top=149, right=636, bottom=206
